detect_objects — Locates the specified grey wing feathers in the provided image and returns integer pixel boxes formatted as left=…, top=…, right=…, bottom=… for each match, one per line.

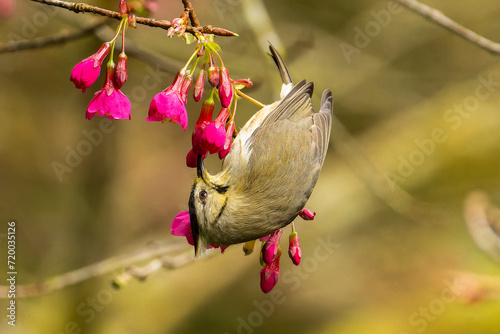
left=312, top=89, right=333, bottom=166
left=260, top=80, right=314, bottom=127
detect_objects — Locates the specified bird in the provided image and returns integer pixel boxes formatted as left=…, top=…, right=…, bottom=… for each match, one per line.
left=188, top=44, right=333, bottom=256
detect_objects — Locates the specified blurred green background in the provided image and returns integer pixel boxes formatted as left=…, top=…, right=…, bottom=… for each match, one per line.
left=2, top=0, right=500, bottom=333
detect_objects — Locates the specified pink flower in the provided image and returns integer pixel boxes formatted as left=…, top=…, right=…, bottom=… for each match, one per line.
left=70, top=42, right=111, bottom=93
left=0, top=0, right=16, bottom=19
left=299, top=208, right=316, bottom=221
left=260, top=248, right=281, bottom=293
left=201, top=107, right=230, bottom=154
left=147, top=70, right=192, bottom=131
left=262, top=229, right=283, bottom=265
left=188, top=96, right=214, bottom=167
left=288, top=231, right=302, bottom=266
left=144, top=0, right=158, bottom=13
left=218, top=66, right=233, bottom=108
left=170, top=211, right=227, bottom=252
left=171, top=211, right=195, bottom=246
left=114, top=52, right=128, bottom=89
left=218, top=120, right=235, bottom=159
left=186, top=149, right=206, bottom=168
left=86, top=64, right=131, bottom=120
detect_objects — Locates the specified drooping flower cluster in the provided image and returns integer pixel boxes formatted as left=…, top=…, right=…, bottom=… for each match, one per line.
left=68, top=1, right=314, bottom=294
left=70, top=0, right=135, bottom=120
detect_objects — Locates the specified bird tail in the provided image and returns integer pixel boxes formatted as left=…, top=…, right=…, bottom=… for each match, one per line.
left=268, top=43, right=293, bottom=98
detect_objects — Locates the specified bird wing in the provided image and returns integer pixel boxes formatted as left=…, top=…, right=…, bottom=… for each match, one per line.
left=259, top=80, right=314, bottom=127
left=312, top=89, right=333, bottom=166
left=250, top=81, right=333, bottom=165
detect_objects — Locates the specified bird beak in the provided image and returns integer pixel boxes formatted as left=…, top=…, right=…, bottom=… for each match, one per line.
left=197, top=155, right=208, bottom=182
left=188, top=183, right=201, bottom=257
left=192, top=220, right=200, bottom=257
left=188, top=200, right=201, bottom=257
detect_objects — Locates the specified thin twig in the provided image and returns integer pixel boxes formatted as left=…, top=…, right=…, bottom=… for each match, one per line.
left=396, top=0, right=500, bottom=54
left=30, top=0, right=237, bottom=37
left=0, top=19, right=107, bottom=53
left=0, top=240, right=191, bottom=298
left=112, top=250, right=216, bottom=288
left=464, top=191, right=500, bottom=263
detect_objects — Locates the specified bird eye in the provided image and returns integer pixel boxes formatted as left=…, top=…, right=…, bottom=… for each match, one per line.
left=199, top=190, right=208, bottom=201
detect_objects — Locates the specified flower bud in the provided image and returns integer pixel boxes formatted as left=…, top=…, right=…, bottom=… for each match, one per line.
left=167, top=27, right=175, bottom=38
left=288, top=231, right=301, bottom=266
left=70, top=42, right=111, bottom=93
left=260, top=248, right=281, bottom=294
left=262, top=229, right=282, bottom=265
left=197, top=45, right=205, bottom=58
left=114, top=52, right=128, bottom=89
left=207, top=54, right=219, bottom=87
left=243, top=240, right=256, bottom=255
left=299, top=208, right=316, bottom=220
left=128, top=14, right=137, bottom=28
left=180, top=72, right=193, bottom=105
left=119, top=0, right=130, bottom=15
left=218, top=66, right=233, bottom=108
left=193, top=68, right=206, bottom=102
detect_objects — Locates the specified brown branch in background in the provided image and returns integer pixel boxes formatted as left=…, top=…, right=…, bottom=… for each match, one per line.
left=396, top=0, right=500, bottom=54
left=464, top=191, right=500, bottom=263
left=182, top=0, right=201, bottom=28
left=0, top=19, right=107, bottom=53
left=0, top=240, right=198, bottom=298
left=30, top=0, right=237, bottom=37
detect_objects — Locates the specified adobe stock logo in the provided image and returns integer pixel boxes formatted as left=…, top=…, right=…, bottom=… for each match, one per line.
left=340, top=2, right=403, bottom=64
left=52, top=118, right=115, bottom=182
left=224, top=235, right=340, bottom=334
left=385, top=73, right=500, bottom=190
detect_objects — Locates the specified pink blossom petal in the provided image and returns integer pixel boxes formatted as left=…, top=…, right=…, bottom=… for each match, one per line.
left=260, top=250, right=281, bottom=293
left=147, top=90, right=188, bottom=130
left=170, top=211, right=194, bottom=246
left=70, top=58, right=101, bottom=93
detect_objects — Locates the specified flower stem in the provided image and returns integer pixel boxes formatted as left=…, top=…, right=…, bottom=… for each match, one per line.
left=182, top=44, right=202, bottom=73
left=235, top=89, right=265, bottom=108
left=109, top=18, right=126, bottom=61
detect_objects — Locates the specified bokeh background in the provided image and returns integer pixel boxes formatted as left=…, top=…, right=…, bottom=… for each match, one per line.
left=2, top=0, right=500, bottom=333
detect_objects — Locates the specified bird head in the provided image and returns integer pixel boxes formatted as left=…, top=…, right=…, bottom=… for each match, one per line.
left=188, top=155, right=229, bottom=256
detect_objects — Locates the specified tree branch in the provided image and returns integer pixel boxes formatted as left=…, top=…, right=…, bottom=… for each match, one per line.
left=30, top=0, right=237, bottom=37
left=464, top=191, right=500, bottom=263
left=0, top=240, right=198, bottom=298
left=396, top=0, right=500, bottom=54
left=0, top=18, right=107, bottom=53
left=182, top=0, right=201, bottom=28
